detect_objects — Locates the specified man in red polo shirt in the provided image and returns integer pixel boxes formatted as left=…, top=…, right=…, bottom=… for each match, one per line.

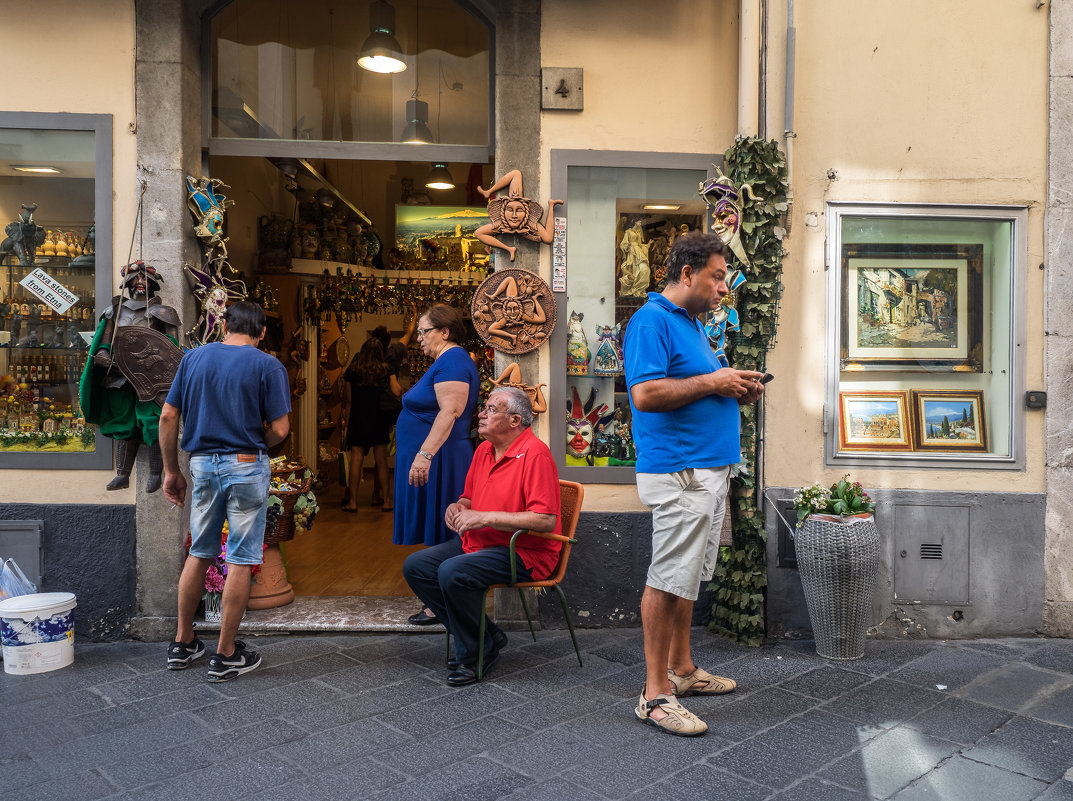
left=402, top=385, right=561, bottom=686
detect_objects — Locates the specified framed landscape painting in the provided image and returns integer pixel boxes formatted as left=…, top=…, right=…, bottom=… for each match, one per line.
left=841, top=244, right=983, bottom=372
left=911, top=389, right=988, bottom=452
left=838, top=391, right=912, bottom=451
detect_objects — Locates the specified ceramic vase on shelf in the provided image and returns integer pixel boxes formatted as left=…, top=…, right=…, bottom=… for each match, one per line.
left=793, top=513, right=881, bottom=660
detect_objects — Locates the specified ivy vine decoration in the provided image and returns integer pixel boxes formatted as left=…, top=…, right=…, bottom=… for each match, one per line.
left=706, top=137, right=789, bottom=647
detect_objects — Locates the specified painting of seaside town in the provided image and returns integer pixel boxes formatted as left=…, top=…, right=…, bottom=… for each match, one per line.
left=394, top=206, right=489, bottom=272
left=913, top=390, right=987, bottom=452
left=838, top=392, right=912, bottom=451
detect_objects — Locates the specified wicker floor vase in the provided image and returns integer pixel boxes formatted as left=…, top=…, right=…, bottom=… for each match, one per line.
left=794, top=515, right=881, bottom=660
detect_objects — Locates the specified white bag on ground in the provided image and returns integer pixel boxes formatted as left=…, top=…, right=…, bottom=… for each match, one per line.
left=0, top=558, right=37, bottom=600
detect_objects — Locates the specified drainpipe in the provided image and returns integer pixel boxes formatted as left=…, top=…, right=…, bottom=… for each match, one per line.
left=739, top=0, right=762, bottom=137
left=783, top=0, right=796, bottom=232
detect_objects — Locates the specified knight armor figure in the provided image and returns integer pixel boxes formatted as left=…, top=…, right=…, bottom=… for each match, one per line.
left=79, top=262, right=182, bottom=492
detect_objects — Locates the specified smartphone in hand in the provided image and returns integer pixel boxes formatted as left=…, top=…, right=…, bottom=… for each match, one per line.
left=760, top=373, right=775, bottom=384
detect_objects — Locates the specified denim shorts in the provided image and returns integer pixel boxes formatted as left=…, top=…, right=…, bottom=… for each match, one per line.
left=636, top=466, right=730, bottom=601
left=188, top=453, right=270, bottom=566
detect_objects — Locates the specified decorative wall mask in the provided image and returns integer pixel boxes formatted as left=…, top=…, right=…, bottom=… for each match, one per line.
left=565, top=385, right=613, bottom=465
left=184, top=175, right=247, bottom=346
left=470, top=268, right=556, bottom=354
left=474, top=169, right=561, bottom=261
left=699, top=168, right=757, bottom=268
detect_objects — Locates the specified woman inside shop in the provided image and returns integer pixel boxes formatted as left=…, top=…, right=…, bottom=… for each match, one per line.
left=393, top=303, right=480, bottom=626
left=341, top=338, right=400, bottom=513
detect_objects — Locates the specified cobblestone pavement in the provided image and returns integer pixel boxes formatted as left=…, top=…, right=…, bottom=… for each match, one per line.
left=3, top=629, right=1073, bottom=800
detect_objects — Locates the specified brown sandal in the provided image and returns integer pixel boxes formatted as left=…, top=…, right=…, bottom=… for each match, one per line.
left=667, top=667, right=737, bottom=696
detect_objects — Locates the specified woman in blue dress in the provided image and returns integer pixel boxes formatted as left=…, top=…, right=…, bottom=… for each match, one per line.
left=393, top=303, right=480, bottom=625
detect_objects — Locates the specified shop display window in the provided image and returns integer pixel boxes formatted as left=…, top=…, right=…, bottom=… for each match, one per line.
left=549, top=150, right=716, bottom=483
left=208, top=0, right=491, bottom=153
left=825, top=203, right=1027, bottom=469
left=0, top=113, right=113, bottom=468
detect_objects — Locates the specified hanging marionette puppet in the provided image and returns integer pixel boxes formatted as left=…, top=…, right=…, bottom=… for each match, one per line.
left=80, top=261, right=183, bottom=491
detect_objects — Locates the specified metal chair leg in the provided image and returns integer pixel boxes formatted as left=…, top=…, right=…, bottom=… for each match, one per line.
left=476, top=588, right=491, bottom=679
left=516, top=588, right=537, bottom=642
left=555, top=584, right=582, bottom=667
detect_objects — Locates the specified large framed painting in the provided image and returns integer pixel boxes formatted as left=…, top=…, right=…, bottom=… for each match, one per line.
left=841, top=243, right=983, bottom=372
left=394, top=205, right=490, bottom=272
left=910, top=389, right=988, bottom=453
left=837, top=390, right=912, bottom=451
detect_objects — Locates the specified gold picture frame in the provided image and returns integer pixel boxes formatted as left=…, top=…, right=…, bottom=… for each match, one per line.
left=910, top=389, right=988, bottom=452
left=838, top=390, right=912, bottom=451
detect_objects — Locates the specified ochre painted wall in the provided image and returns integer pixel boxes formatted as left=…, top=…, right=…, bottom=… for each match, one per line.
left=0, top=0, right=137, bottom=503
left=539, top=0, right=1048, bottom=513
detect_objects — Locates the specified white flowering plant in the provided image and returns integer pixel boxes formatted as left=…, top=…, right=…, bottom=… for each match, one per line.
left=792, top=474, right=875, bottom=528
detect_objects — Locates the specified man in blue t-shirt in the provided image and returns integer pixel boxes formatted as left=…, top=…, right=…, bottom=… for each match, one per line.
left=623, top=232, right=765, bottom=737
left=159, top=301, right=291, bottom=682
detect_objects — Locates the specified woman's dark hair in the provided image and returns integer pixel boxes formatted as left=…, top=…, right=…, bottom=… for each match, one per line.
left=664, top=232, right=728, bottom=284
left=371, top=325, right=391, bottom=350
left=350, top=338, right=388, bottom=385
left=223, top=301, right=266, bottom=337
left=423, top=303, right=466, bottom=344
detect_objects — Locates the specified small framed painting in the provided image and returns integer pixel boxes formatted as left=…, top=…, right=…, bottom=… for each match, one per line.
left=838, top=391, right=912, bottom=451
left=911, top=390, right=988, bottom=452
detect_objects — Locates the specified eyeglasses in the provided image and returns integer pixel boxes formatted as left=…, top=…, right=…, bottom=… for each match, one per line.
left=480, top=405, right=510, bottom=416
left=416, top=326, right=439, bottom=337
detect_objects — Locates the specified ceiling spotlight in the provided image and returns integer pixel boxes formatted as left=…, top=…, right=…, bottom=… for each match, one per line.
left=314, top=188, right=335, bottom=208
left=12, top=166, right=61, bottom=174
left=643, top=204, right=682, bottom=211
left=357, top=1, right=407, bottom=74
left=425, top=163, right=454, bottom=190
left=401, top=99, right=433, bottom=144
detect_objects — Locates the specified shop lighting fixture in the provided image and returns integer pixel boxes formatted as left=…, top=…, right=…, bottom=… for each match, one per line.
left=425, top=163, right=454, bottom=190
left=12, top=166, right=61, bottom=174
left=357, top=1, right=407, bottom=74
left=401, top=99, right=434, bottom=144
left=643, top=204, right=681, bottom=211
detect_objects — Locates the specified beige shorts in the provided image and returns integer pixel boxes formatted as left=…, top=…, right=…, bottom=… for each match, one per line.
left=636, top=466, right=731, bottom=601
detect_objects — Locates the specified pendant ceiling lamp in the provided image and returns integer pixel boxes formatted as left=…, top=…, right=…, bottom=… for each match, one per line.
left=425, top=163, right=454, bottom=190
left=357, top=1, right=407, bottom=74
left=401, top=99, right=434, bottom=144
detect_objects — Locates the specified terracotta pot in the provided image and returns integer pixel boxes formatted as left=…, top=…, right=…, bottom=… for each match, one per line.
left=247, top=544, right=295, bottom=610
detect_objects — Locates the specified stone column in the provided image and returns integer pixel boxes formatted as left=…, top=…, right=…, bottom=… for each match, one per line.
left=130, top=0, right=206, bottom=639
left=1045, top=0, right=1073, bottom=635
left=489, top=1, right=544, bottom=627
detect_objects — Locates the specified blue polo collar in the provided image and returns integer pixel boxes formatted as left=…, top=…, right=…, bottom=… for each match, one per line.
left=647, top=292, right=703, bottom=330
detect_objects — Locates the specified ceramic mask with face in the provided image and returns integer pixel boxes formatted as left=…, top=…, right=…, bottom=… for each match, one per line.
left=567, top=416, right=594, bottom=458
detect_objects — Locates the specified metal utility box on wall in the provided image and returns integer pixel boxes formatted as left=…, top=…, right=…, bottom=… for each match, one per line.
left=0, top=519, right=44, bottom=589
left=893, top=504, right=970, bottom=605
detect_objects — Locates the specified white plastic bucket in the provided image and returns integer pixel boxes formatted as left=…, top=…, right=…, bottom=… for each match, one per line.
left=0, top=592, right=77, bottom=674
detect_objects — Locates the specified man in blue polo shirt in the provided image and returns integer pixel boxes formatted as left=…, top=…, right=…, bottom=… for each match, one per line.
left=623, top=232, right=765, bottom=737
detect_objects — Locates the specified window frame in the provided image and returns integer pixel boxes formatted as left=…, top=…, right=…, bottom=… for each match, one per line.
left=824, top=201, right=1028, bottom=471
left=0, top=110, right=114, bottom=470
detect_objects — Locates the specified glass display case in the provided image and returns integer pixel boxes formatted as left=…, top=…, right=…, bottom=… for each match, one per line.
left=550, top=150, right=716, bottom=482
left=825, top=203, right=1027, bottom=469
left=0, top=112, right=113, bottom=467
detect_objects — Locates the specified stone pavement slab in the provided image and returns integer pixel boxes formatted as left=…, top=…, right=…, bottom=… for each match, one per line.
left=3, top=632, right=1073, bottom=800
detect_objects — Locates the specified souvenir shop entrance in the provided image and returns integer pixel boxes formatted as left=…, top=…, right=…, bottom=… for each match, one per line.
left=206, top=153, right=494, bottom=623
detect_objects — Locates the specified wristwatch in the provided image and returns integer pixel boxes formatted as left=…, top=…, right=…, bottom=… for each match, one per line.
left=417, top=449, right=434, bottom=461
